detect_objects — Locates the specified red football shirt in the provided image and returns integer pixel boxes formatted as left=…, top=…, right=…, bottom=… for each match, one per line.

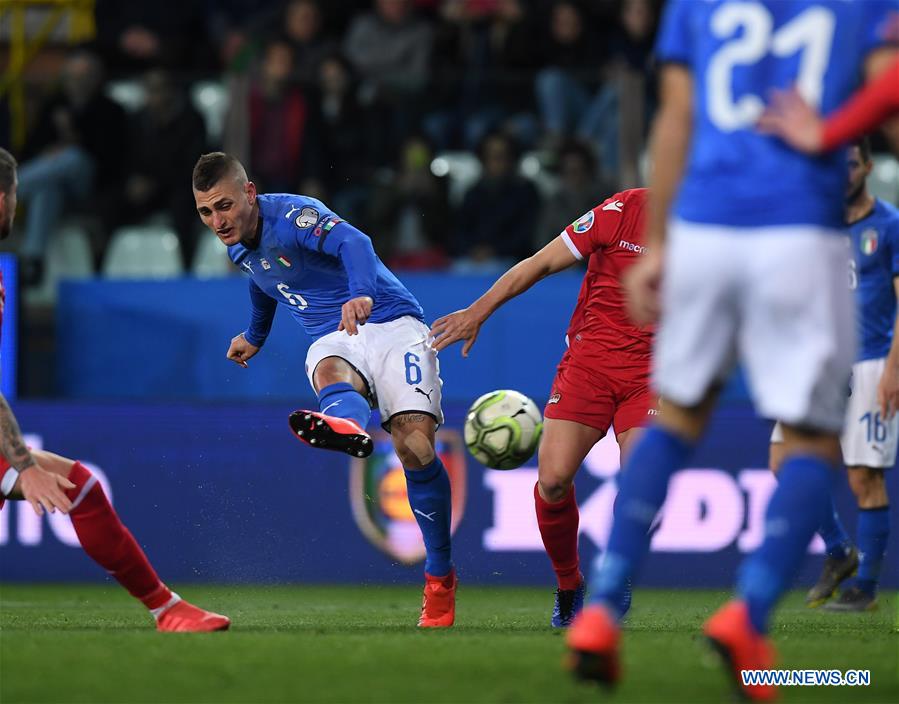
left=559, top=188, right=652, bottom=375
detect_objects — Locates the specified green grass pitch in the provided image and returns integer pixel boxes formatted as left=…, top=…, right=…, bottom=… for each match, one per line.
left=1, top=584, right=896, bottom=703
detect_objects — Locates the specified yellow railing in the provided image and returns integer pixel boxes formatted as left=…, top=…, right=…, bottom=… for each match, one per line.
left=0, top=0, right=96, bottom=149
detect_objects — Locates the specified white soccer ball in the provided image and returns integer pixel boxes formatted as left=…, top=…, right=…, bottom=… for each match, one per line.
left=464, top=389, right=543, bottom=470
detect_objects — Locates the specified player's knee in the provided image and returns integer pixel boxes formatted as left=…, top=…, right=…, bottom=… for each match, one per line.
left=312, top=356, right=360, bottom=392
left=848, top=467, right=886, bottom=503
left=537, top=471, right=574, bottom=503
left=391, top=415, right=437, bottom=469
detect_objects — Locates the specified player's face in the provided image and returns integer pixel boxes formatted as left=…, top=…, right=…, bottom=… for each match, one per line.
left=194, top=179, right=257, bottom=246
left=845, top=146, right=871, bottom=204
left=0, top=175, right=17, bottom=241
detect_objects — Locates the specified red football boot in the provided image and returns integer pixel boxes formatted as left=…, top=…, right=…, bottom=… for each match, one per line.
left=704, top=600, right=778, bottom=702
left=288, top=410, right=373, bottom=458
left=418, top=570, right=457, bottom=628
left=565, top=604, right=621, bottom=687
left=156, top=598, right=230, bottom=633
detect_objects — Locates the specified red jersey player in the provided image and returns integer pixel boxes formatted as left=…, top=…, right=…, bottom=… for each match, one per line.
left=431, top=187, right=654, bottom=626
left=0, top=147, right=228, bottom=632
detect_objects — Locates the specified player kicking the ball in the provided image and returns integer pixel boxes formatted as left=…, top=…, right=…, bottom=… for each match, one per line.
left=192, top=152, right=456, bottom=627
left=566, top=1, right=898, bottom=701
left=431, top=187, right=653, bottom=628
left=0, top=147, right=228, bottom=633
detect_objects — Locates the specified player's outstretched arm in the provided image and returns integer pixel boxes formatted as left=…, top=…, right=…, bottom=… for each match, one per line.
left=758, top=56, right=899, bottom=155
left=0, top=394, right=74, bottom=515
left=430, top=237, right=577, bottom=356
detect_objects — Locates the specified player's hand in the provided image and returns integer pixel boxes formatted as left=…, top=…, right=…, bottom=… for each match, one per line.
left=877, top=361, right=899, bottom=420
left=429, top=308, right=483, bottom=357
left=226, top=332, right=259, bottom=368
left=624, top=247, right=664, bottom=325
left=338, top=296, right=373, bottom=335
left=18, top=461, right=75, bottom=517
left=757, top=88, right=824, bottom=154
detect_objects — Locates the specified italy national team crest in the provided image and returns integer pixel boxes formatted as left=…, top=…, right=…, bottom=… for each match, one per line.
left=350, top=429, right=467, bottom=564
left=861, top=229, right=878, bottom=256
left=571, top=210, right=595, bottom=234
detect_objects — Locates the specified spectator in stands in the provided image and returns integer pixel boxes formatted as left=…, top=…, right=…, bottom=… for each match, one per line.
left=305, top=52, right=373, bottom=223
left=535, top=140, right=614, bottom=250
left=282, top=0, right=335, bottom=86
left=535, top=0, right=657, bottom=174
left=205, top=0, right=282, bottom=70
left=425, top=0, right=538, bottom=151
left=240, top=38, right=317, bottom=193
left=343, top=0, right=434, bottom=165
left=115, top=70, right=207, bottom=270
left=94, top=0, right=212, bottom=74
left=17, top=50, right=127, bottom=286
left=366, top=135, right=450, bottom=270
left=534, top=1, right=605, bottom=145
left=452, top=131, right=539, bottom=269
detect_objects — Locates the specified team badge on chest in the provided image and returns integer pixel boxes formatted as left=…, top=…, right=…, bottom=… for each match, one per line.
left=860, top=229, right=878, bottom=256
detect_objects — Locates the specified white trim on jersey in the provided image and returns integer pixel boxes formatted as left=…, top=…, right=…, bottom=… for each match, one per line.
left=560, top=231, right=583, bottom=261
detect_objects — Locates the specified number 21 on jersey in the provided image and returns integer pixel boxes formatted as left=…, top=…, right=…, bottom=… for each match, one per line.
left=708, top=3, right=835, bottom=131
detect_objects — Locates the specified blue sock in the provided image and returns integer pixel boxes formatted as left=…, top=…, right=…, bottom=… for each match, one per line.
left=589, top=425, right=694, bottom=618
left=317, top=382, right=371, bottom=429
left=818, top=494, right=853, bottom=560
left=405, top=456, right=453, bottom=577
left=855, top=506, right=889, bottom=596
left=737, top=454, right=832, bottom=634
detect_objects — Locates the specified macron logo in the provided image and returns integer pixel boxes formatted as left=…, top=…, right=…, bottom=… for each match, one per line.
left=619, top=239, right=647, bottom=254
left=602, top=200, right=624, bottom=213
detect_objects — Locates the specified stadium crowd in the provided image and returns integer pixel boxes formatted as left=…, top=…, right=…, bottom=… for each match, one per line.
left=2, top=0, right=658, bottom=287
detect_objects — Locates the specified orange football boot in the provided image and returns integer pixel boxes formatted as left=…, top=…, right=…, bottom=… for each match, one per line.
left=156, top=598, right=230, bottom=633
left=565, top=604, right=621, bottom=687
left=288, top=410, right=373, bottom=458
left=418, top=570, right=457, bottom=627
left=704, top=600, right=778, bottom=702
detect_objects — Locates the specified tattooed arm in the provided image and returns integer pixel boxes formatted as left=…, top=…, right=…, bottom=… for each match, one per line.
left=0, top=393, right=35, bottom=471
left=0, top=394, right=74, bottom=515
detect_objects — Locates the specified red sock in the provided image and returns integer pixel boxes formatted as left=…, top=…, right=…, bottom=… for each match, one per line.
left=66, top=462, right=172, bottom=610
left=534, top=482, right=581, bottom=590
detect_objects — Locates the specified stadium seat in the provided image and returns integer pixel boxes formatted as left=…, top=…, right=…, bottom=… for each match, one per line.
left=103, top=226, right=184, bottom=279
left=24, top=224, right=95, bottom=306
left=106, top=80, right=146, bottom=113
left=869, top=155, right=899, bottom=206
left=193, top=229, right=234, bottom=278
left=191, top=81, right=229, bottom=144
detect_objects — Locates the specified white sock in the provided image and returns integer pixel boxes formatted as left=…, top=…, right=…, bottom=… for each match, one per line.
left=150, top=592, right=182, bottom=620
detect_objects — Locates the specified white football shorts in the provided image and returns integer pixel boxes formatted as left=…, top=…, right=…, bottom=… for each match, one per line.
left=654, top=220, right=855, bottom=433
left=305, top=315, right=444, bottom=429
left=771, top=357, right=898, bottom=468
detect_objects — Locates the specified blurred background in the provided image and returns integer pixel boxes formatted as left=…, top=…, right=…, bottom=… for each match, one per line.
left=0, top=0, right=897, bottom=588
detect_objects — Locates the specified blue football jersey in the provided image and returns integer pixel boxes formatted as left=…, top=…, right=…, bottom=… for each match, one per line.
left=655, top=0, right=897, bottom=229
left=228, top=194, right=424, bottom=342
left=852, top=198, right=899, bottom=362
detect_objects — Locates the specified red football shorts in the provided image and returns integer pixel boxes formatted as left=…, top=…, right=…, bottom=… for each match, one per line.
left=544, top=354, right=655, bottom=435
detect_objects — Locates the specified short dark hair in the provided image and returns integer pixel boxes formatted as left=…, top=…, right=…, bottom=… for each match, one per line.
left=0, top=148, right=17, bottom=195
left=854, top=136, right=872, bottom=164
left=192, top=152, right=243, bottom=191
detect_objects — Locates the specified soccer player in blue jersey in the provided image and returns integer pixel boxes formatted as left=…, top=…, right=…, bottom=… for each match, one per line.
left=564, top=1, right=899, bottom=700
left=192, top=152, right=457, bottom=627
left=770, top=138, right=897, bottom=613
